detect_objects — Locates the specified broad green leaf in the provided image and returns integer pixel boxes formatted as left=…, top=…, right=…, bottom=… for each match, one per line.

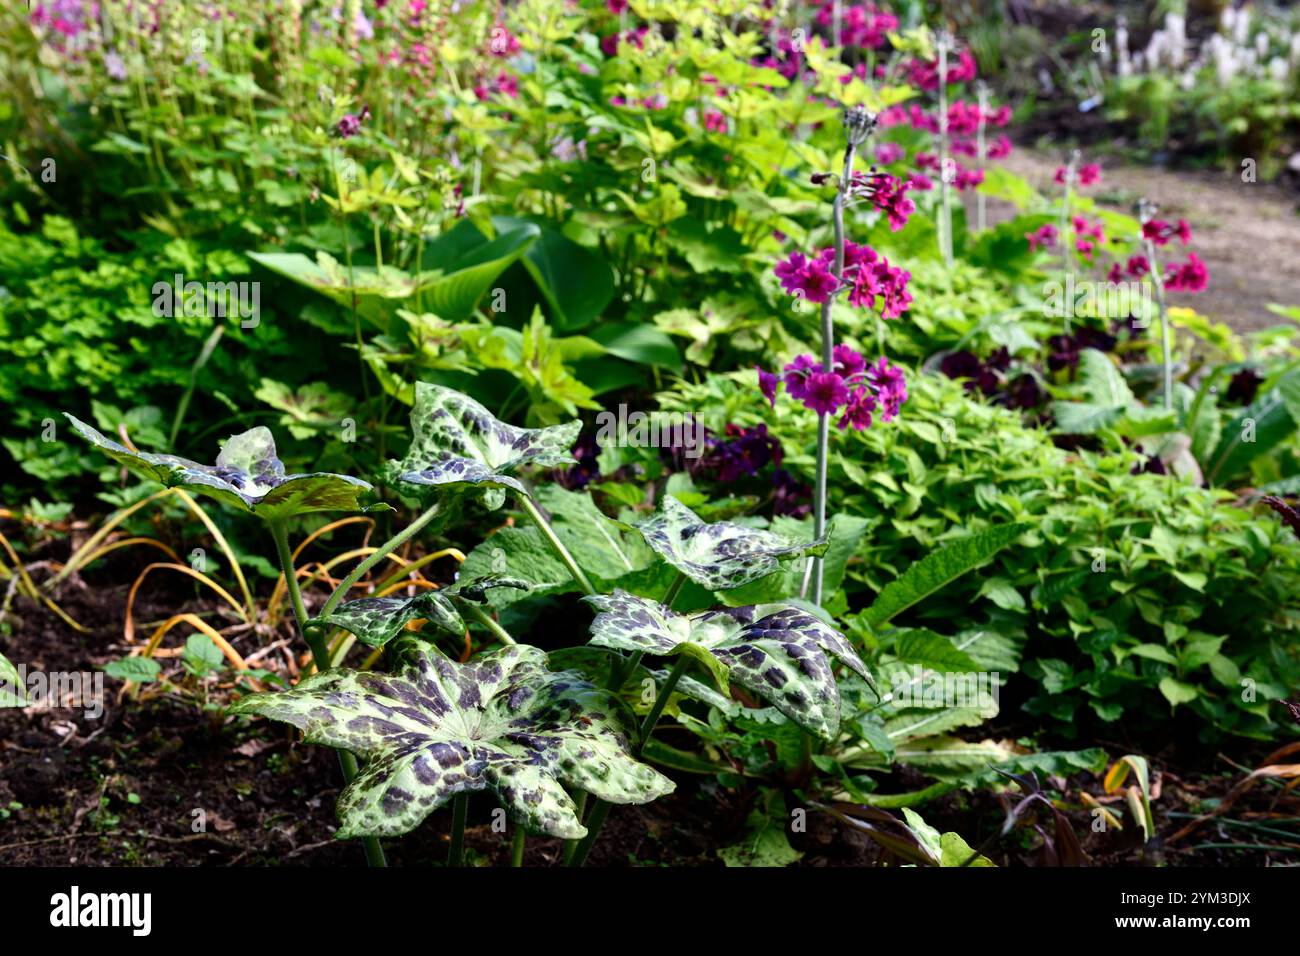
left=1205, top=373, right=1300, bottom=484
left=584, top=590, right=870, bottom=739
left=940, top=831, right=996, bottom=866
left=494, top=217, right=615, bottom=332
left=1158, top=676, right=1199, bottom=708
left=863, top=524, right=1029, bottom=628
left=311, top=575, right=530, bottom=648
left=634, top=495, right=829, bottom=591
left=232, top=641, right=674, bottom=839
left=396, top=382, right=579, bottom=501
left=65, top=415, right=384, bottom=520
left=417, top=221, right=540, bottom=321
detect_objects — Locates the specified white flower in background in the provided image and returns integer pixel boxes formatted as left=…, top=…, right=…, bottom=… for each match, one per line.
left=1116, top=16, right=1131, bottom=76
left=1268, top=56, right=1288, bottom=84
left=1233, top=6, right=1251, bottom=46
left=1166, top=14, right=1187, bottom=67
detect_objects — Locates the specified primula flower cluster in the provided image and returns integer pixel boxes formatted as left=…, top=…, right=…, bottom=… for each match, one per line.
left=757, top=346, right=908, bottom=431
left=1055, top=163, right=1102, bottom=186
left=846, top=171, right=916, bottom=231
left=1025, top=224, right=1058, bottom=252
left=1141, top=218, right=1193, bottom=246
left=811, top=0, right=898, bottom=50
left=774, top=242, right=913, bottom=318
left=905, top=48, right=978, bottom=90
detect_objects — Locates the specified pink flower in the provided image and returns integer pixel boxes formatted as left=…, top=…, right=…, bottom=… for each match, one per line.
left=801, top=372, right=850, bottom=415
left=986, top=135, right=1012, bottom=159
left=867, top=358, right=908, bottom=422
left=783, top=354, right=819, bottom=401
left=774, top=252, right=838, bottom=303
left=1026, top=224, right=1058, bottom=252
left=757, top=367, right=780, bottom=407
left=607, top=0, right=629, bottom=12
left=838, top=387, right=877, bottom=431
left=1165, top=252, right=1208, bottom=292
left=876, top=142, right=905, bottom=165
left=833, top=344, right=866, bottom=378
left=703, top=110, right=728, bottom=133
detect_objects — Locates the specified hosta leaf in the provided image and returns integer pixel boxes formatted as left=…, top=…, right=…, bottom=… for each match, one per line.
left=231, top=641, right=674, bottom=840
left=311, top=575, right=530, bottom=648
left=634, top=495, right=829, bottom=591
left=65, top=416, right=384, bottom=520
left=397, top=383, right=580, bottom=501
left=584, top=590, right=869, bottom=739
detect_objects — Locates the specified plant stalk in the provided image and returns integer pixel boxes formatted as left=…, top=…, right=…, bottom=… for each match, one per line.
left=448, top=793, right=468, bottom=866
left=510, top=825, right=526, bottom=867
left=268, top=519, right=387, bottom=867
left=517, top=494, right=597, bottom=595
left=463, top=602, right=516, bottom=646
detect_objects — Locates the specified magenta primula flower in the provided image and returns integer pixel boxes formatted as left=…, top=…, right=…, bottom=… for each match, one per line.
left=774, top=251, right=838, bottom=303
left=802, top=372, right=850, bottom=416
left=1142, top=218, right=1193, bottom=246
left=1026, top=224, right=1058, bottom=252
left=757, top=368, right=780, bottom=408
left=783, top=354, right=819, bottom=401
left=838, top=387, right=878, bottom=431
left=1165, top=252, right=1209, bottom=292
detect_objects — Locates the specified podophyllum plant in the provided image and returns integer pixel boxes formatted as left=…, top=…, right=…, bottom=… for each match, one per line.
left=66, top=381, right=872, bottom=866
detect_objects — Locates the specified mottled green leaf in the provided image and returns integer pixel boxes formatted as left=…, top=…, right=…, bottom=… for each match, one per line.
left=311, top=575, right=530, bottom=648
left=397, top=383, right=579, bottom=501
left=584, top=589, right=869, bottom=739
left=634, top=495, right=829, bottom=591
left=232, top=641, right=674, bottom=839
left=65, top=415, right=383, bottom=519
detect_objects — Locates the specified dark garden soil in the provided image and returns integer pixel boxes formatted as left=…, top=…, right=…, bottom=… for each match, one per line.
left=980, top=146, right=1300, bottom=335
left=1, top=546, right=1294, bottom=868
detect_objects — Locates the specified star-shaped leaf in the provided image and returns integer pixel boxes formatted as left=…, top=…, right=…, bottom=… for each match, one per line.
left=634, top=496, right=829, bottom=591
left=584, top=590, right=870, bottom=739
left=65, top=415, right=385, bottom=520
left=396, top=383, right=580, bottom=502
left=231, top=641, right=674, bottom=839
left=310, top=575, right=531, bottom=648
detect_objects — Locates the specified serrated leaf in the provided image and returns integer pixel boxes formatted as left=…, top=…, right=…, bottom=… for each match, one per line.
left=65, top=415, right=383, bottom=519
left=634, top=495, right=829, bottom=591
left=864, top=524, right=1028, bottom=628
left=584, top=590, right=869, bottom=739
left=232, top=641, right=673, bottom=839
left=396, top=382, right=580, bottom=500
left=103, top=657, right=163, bottom=683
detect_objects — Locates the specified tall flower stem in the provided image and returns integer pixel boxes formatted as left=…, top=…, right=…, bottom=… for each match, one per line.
left=268, top=519, right=387, bottom=868
left=975, top=81, right=988, bottom=234
left=1138, top=199, right=1174, bottom=410
left=806, top=108, right=872, bottom=606
left=937, top=31, right=954, bottom=268
left=1059, top=150, right=1080, bottom=335
left=517, top=494, right=597, bottom=596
